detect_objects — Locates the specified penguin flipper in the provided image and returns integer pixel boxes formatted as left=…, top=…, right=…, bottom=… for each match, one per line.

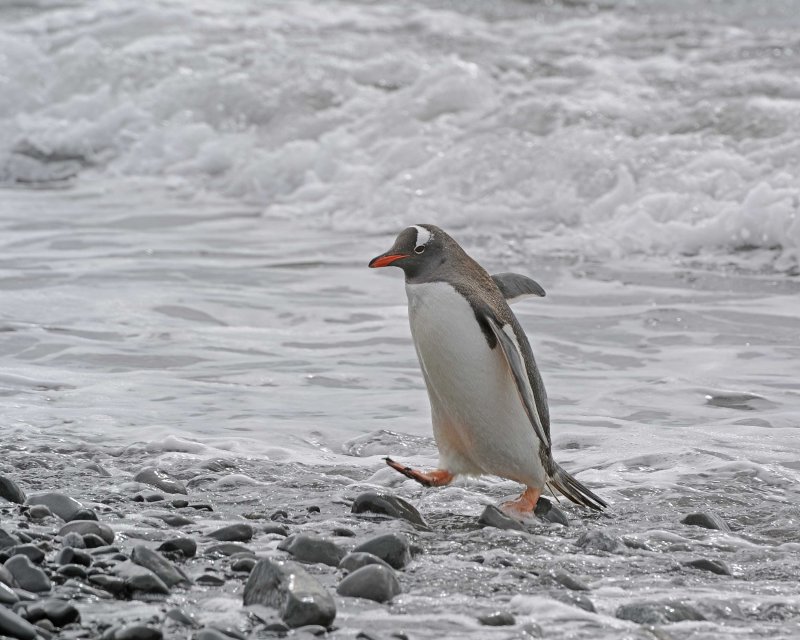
left=491, top=273, right=546, bottom=303
left=484, top=314, right=551, bottom=449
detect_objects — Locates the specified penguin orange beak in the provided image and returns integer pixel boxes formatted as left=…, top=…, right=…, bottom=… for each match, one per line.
left=368, top=253, right=408, bottom=268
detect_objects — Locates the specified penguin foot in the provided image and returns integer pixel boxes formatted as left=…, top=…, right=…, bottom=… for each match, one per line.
left=500, top=486, right=541, bottom=516
left=384, top=457, right=453, bottom=487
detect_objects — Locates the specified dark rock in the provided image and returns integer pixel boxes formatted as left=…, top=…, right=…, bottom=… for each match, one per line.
left=478, top=611, right=515, bottom=626
left=158, top=537, right=197, bottom=558
left=61, top=532, right=85, bottom=549
left=333, top=527, right=356, bottom=537
left=133, top=467, right=187, bottom=495
left=351, top=492, right=428, bottom=529
left=26, top=492, right=83, bottom=521
left=195, top=629, right=229, bottom=640
left=207, top=523, right=253, bottom=542
left=82, top=533, right=108, bottom=548
left=57, top=564, right=88, bottom=579
left=576, top=530, right=623, bottom=553
left=27, top=505, right=52, bottom=520
left=616, top=600, right=706, bottom=624
left=23, top=599, right=80, bottom=626
left=88, top=574, right=126, bottom=595
left=284, top=534, right=345, bottom=567
left=188, top=503, right=213, bottom=511
left=0, top=528, right=19, bottom=550
left=544, top=568, right=590, bottom=591
left=353, top=533, right=411, bottom=570
left=232, top=557, right=257, bottom=572
left=0, top=564, right=16, bottom=587
left=165, top=607, right=198, bottom=626
left=152, top=513, right=193, bottom=527
left=131, top=545, right=190, bottom=588
left=133, top=492, right=165, bottom=503
left=337, top=564, right=400, bottom=603
left=58, top=520, right=115, bottom=545
left=89, top=544, right=120, bottom=556
left=56, top=547, right=91, bottom=567
left=0, top=605, right=38, bottom=640
left=680, top=512, right=730, bottom=532
left=684, top=558, right=732, bottom=575
left=112, top=560, right=170, bottom=595
left=339, top=552, right=393, bottom=574
left=307, top=506, right=320, bottom=514
left=243, top=558, right=336, bottom=628
left=534, top=497, right=569, bottom=526
left=171, top=499, right=189, bottom=508
left=205, top=543, right=253, bottom=557
left=109, top=624, right=163, bottom=640
left=0, top=580, right=19, bottom=604
left=262, top=524, right=289, bottom=536
left=4, top=555, right=51, bottom=592
left=8, top=545, right=45, bottom=564
left=0, top=476, right=26, bottom=505
left=478, top=505, right=524, bottom=531
left=196, top=573, right=225, bottom=586
left=270, top=509, right=289, bottom=521
left=69, top=508, right=98, bottom=522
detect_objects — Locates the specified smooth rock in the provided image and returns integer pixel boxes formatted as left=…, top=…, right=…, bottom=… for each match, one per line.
left=131, top=545, right=190, bottom=588
left=284, top=534, right=345, bottom=567
left=27, top=505, right=52, bottom=520
left=478, top=505, right=524, bottom=531
left=534, top=497, right=569, bottom=526
left=576, top=530, right=623, bottom=553
left=616, top=600, right=706, bottom=624
left=205, top=543, right=253, bottom=557
left=0, top=476, right=26, bottom=505
left=0, top=580, right=19, bottom=604
left=171, top=499, right=189, bottom=508
left=333, top=527, right=356, bottom=537
left=0, top=528, right=19, bottom=550
left=262, top=524, right=289, bottom=536
left=232, top=557, right=257, bottom=572
left=26, top=492, right=83, bottom=522
left=165, top=607, right=198, bottom=626
left=478, top=611, right=515, bottom=626
left=112, top=560, right=170, bottom=595
left=353, top=533, right=411, bottom=570
left=158, top=537, right=197, bottom=558
left=109, top=624, right=163, bottom=640
left=680, top=512, right=731, bottom=532
left=61, top=532, right=85, bottom=549
left=4, top=555, right=50, bottom=592
left=70, top=508, right=98, bottom=522
left=56, top=564, right=88, bottom=579
left=56, top=547, right=91, bottom=567
left=551, top=590, right=596, bottom=612
left=58, top=520, right=115, bottom=545
left=206, top=523, right=253, bottom=542
left=684, top=558, right=732, bottom=575
left=133, top=492, right=164, bottom=503
left=23, top=599, right=81, bottom=626
left=545, top=568, right=590, bottom=591
left=0, top=605, right=38, bottom=640
left=337, top=564, right=400, bottom=603
left=82, top=533, right=108, bottom=548
left=196, top=573, right=225, bottom=586
left=8, top=545, right=44, bottom=564
left=133, top=467, right=187, bottom=495
left=339, top=552, right=393, bottom=574
left=89, top=574, right=126, bottom=595
left=195, top=629, right=229, bottom=640
left=351, top=492, right=429, bottom=529
left=243, top=558, right=336, bottom=629
left=0, top=564, right=16, bottom=587
left=153, top=513, right=193, bottom=527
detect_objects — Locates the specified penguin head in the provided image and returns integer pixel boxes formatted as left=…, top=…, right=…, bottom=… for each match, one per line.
left=368, top=224, right=445, bottom=280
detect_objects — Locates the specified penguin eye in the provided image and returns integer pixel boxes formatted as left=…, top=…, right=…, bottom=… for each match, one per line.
left=414, top=245, right=425, bottom=254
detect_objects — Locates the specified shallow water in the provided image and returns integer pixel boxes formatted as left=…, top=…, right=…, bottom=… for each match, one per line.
left=1, top=1, right=800, bottom=638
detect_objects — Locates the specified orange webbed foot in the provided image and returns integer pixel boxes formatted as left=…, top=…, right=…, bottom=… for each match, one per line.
left=384, top=457, right=453, bottom=487
left=500, top=486, right=541, bottom=517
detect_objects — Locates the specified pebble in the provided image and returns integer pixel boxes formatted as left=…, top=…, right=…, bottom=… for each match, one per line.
left=353, top=533, right=412, bottom=570
left=8, top=545, right=45, bottom=564
left=157, top=537, right=197, bottom=558
left=684, top=558, right=732, bottom=575
left=195, top=629, right=229, bottom=640
left=232, top=557, right=257, bottom=572
left=165, top=607, right=198, bottom=626
left=57, top=547, right=92, bottom=567
left=171, top=499, right=189, bottom=508
left=57, top=564, right=88, bottom=579
left=82, top=533, right=108, bottom=548
left=0, top=564, right=17, bottom=587
left=205, top=543, right=253, bottom=557
left=262, top=524, right=289, bottom=536
left=0, top=476, right=27, bottom=505
left=152, top=513, right=193, bottom=527
left=339, top=552, right=393, bottom=574
left=0, top=528, right=19, bottom=550
left=478, top=505, right=524, bottom=531
left=131, top=545, right=190, bottom=588
left=0, top=580, right=19, bottom=604
left=576, top=530, right=624, bottom=553
left=478, top=611, right=515, bottom=626
left=61, top=532, right=85, bottom=549
left=337, top=564, right=401, bottom=603
left=112, top=560, right=170, bottom=595
left=270, top=509, right=289, bottom=521
left=26, top=492, right=84, bottom=522
left=4, top=555, right=51, bottom=592
left=196, top=573, right=226, bottom=586
left=72, top=508, right=99, bottom=522
left=22, top=599, right=81, bottom=627
left=544, top=568, right=590, bottom=591
left=133, top=492, right=165, bottom=503
left=616, top=600, right=706, bottom=624
left=106, top=624, right=163, bottom=640
left=58, top=520, right=115, bottom=545
left=550, top=590, right=596, bottom=612
left=534, top=497, right=569, bottom=526
left=680, top=512, right=731, bottom=532
left=26, top=505, right=52, bottom=520
left=333, top=527, right=356, bottom=537
left=133, top=467, right=187, bottom=495
left=307, top=506, right=320, bottom=514
left=88, top=574, right=126, bottom=596
left=283, top=534, right=346, bottom=567
left=243, top=558, right=336, bottom=628
left=206, top=523, right=253, bottom=542
left=351, top=492, right=429, bottom=529
left=0, top=605, right=38, bottom=640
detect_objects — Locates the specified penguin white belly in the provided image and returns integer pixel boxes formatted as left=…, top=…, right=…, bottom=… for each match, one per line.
left=405, top=282, right=546, bottom=488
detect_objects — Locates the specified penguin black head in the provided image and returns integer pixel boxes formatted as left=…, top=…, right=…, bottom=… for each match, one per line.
left=368, top=224, right=448, bottom=281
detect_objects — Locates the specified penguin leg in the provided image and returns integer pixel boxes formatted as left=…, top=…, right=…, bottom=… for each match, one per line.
left=384, top=457, right=453, bottom=487
left=500, top=486, right=541, bottom=516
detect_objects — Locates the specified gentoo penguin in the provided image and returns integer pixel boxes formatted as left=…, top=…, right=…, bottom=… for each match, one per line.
left=369, top=224, right=607, bottom=515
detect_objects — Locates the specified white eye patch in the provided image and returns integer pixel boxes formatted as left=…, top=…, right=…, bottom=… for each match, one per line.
left=412, top=225, right=431, bottom=250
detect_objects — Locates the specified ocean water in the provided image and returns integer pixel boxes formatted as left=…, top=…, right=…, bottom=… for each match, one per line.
left=1, top=1, right=799, bottom=638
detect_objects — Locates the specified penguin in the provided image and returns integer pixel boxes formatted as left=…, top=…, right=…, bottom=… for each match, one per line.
left=369, top=224, right=607, bottom=515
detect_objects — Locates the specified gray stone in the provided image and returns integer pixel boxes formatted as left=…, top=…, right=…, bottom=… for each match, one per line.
left=59, top=520, right=115, bottom=545
left=616, top=600, right=706, bottom=624
left=133, top=492, right=165, bottom=503
left=153, top=513, right=193, bottom=527
left=680, top=512, right=730, bottom=532
left=61, top=532, right=85, bottom=549
left=262, top=524, right=289, bottom=536
left=243, top=558, right=336, bottom=629
left=57, top=564, right=88, bottom=579
left=70, top=508, right=98, bottom=522
left=232, top=557, right=257, bottom=572
left=22, top=598, right=81, bottom=626
left=205, top=543, right=253, bottom=557
left=339, top=552, right=393, bottom=574
left=353, top=533, right=411, bottom=570
left=196, top=573, right=225, bottom=586
left=284, top=534, right=345, bottom=567
left=0, top=605, right=38, bottom=640
left=0, top=528, right=19, bottom=550
left=0, top=476, right=26, bottom=505
left=551, top=590, right=596, bottom=612
left=576, top=530, right=623, bottom=553
left=195, top=629, right=229, bottom=640
left=534, top=497, right=569, bottom=526
left=82, top=533, right=108, bottom=548
left=207, top=523, right=253, bottom=542
left=337, top=564, right=400, bottom=603
left=133, top=467, right=187, bottom=495
left=8, top=545, right=44, bottom=564
left=158, top=537, right=197, bottom=558
left=131, top=545, right=190, bottom=588
left=545, top=568, right=590, bottom=591
left=112, top=560, right=170, bottom=595
left=478, top=505, right=524, bottom=531
left=110, top=624, right=163, bottom=640
left=89, top=574, right=126, bottom=595
left=0, top=580, right=19, bottom=604
left=0, top=564, right=16, bottom=587
left=56, top=547, right=91, bottom=567
left=165, top=607, right=198, bottom=626
left=351, top=491, right=429, bottom=529
left=26, top=505, right=52, bottom=520
left=26, top=492, right=83, bottom=521
left=4, top=555, right=50, bottom=592
left=478, top=611, right=515, bottom=626
left=684, top=558, right=732, bottom=575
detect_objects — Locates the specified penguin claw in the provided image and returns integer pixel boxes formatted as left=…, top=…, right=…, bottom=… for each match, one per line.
left=500, top=487, right=541, bottom=516
left=384, top=457, right=453, bottom=487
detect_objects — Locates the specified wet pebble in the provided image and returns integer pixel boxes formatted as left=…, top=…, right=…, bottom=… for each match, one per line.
left=82, top=533, right=108, bottom=549
left=57, top=547, right=92, bottom=567
left=0, top=564, right=17, bottom=587
left=104, top=624, right=163, bottom=640
left=544, top=568, right=590, bottom=591
left=22, top=599, right=81, bottom=627
left=56, top=564, right=88, bottom=579
left=207, top=523, right=253, bottom=542
left=262, top=524, right=289, bottom=536
left=616, top=600, right=706, bottom=624
left=478, top=505, right=524, bottom=531
left=351, top=492, right=428, bottom=529
left=58, top=521, right=115, bottom=545
left=0, top=605, right=38, bottom=640
left=133, top=492, right=164, bottom=503
left=171, top=499, right=189, bottom=508
left=61, top=532, right=85, bottom=549
left=333, top=527, right=356, bottom=537
left=684, top=558, right=732, bottom=575
left=158, top=537, right=197, bottom=558
left=339, top=552, right=393, bottom=574
left=576, top=530, right=623, bottom=553
left=71, top=508, right=98, bottom=522
left=337, top=564, right=401, bottom=603
left=26, top=505, right=52, bottom=520
left=165, top=607, right=198, bottom=626
left=270, top=509, right=289, bottom=521
left=478, top=611, right=515, bottom=626
left=0, top=528, right=20, bottom=550
left=205, top=543, right=253, bottom=557
left=243, top=558, right=336, bottom=628
left=0, top=580, right=19, bottom=604
left=131, top=545, right=190, bottom=588
left=0, top=476, right=26, bottom=505
left=112, top=561, right=170, bottom=595
left=196, top=573, right=225, bottom=586
left=26, top=492, right=83, bottom=522
left=232, top=557, right=257, bottom=572
left=353, top=533, right=411, bottom=570
left=133, top=467, right=187, bottom=495
left=88, top=574, right=126, bottom=595
left=680, top=512, right=731, bottom=532
left=195, top=629, right=229, bottom=640
left=550, top=590, right=596, bottom=612
left=8, top=545, right=45, bottom=565
left=534, top=497, right=569, bottom=526
left=283, top=534, right=346, bottom=567
left=4, top=555, right=51, bottom=592
left=152, top=513, right=193, bottom=527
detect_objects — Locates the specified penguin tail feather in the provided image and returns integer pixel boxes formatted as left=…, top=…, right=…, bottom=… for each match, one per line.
left=548, top=464, right=607, bottom=512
